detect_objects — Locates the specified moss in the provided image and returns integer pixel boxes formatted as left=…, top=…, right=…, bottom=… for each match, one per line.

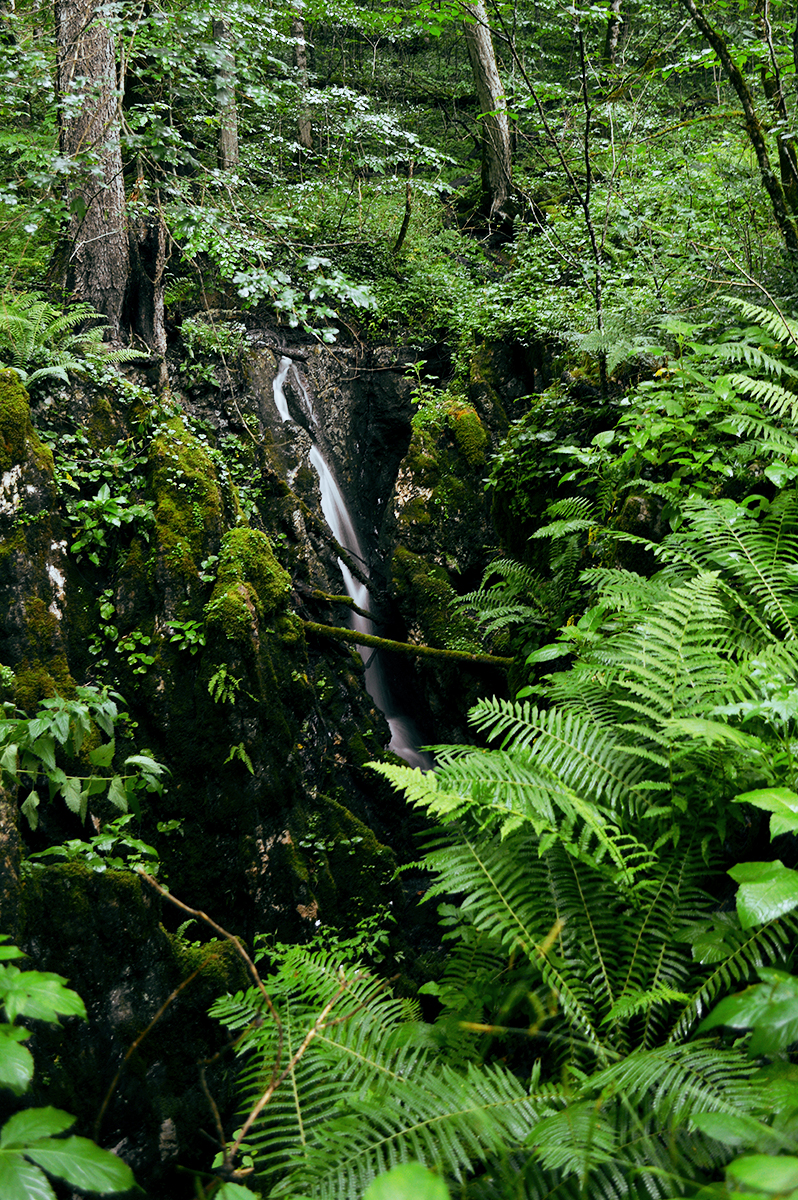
left=391, top=546, right=473, bottom=649
left=149, top=418, right=226, bottom=578
left=448, top=404, right=488, bottom=467
left=12, top=598, right=75, bottom=709
left=205, top=527, right=290, bottom=644
left=168, top=935, right=246, bottom=994
left=13, top=655, right=74, bottom=711
left=0, top=370, right=52, bottom=474
left=87, top=394, right=116, bottom=449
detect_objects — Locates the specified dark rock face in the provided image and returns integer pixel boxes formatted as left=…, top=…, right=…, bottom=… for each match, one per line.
left=17, top=865, right=247, bottom=1200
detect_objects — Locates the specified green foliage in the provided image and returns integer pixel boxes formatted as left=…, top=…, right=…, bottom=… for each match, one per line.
left=25, top=812, right=161, bottom=876
left=0, top=293, right=142, bottom=391
left=0, top=686, right=167, bottom=827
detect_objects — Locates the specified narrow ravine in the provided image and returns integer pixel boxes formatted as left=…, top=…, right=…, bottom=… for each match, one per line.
left=273, top=356, right=431, bottom=768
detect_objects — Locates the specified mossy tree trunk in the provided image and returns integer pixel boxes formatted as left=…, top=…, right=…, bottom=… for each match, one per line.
left=54, top=0, right=129, bottom=339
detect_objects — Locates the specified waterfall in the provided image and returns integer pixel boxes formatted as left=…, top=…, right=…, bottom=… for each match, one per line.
left=273, top=356, right=431, bottom=770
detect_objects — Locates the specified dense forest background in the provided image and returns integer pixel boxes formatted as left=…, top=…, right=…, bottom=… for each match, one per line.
left=3, top=0, right=798, bottom=1197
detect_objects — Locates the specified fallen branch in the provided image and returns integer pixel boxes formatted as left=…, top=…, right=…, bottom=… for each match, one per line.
left=301, top=620, right=513, bottom=669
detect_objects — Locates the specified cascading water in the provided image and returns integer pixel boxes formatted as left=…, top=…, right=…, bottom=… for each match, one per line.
left=273, top=356, right=431, bottom=770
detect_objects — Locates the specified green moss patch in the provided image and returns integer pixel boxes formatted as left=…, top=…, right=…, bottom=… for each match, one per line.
left=205, top=527, right=291, bottom=644
left=149, top=419, right=227, bottom=578
left=0, top=370, right=52, bottom=474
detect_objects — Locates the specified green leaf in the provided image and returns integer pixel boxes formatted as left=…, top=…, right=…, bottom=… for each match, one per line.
left=698, top=970, right=798, bottom=1055
left=363, top=1162, right=451, bottom=1200
left=0, top=744, right=18, bottom=780
left=0, top=1154, right=55, bottom=1200
left=20, top=790, right=40, bottom=831
left=31, top=735, right=55, bottom=772
left=726, top=1155, right=798, bottom=1194
left=88, top=741, right=115, bottom=768
left=0, top=1029, right=33, bottom=1093
left=729, top=861, right=798, bottom=929
left=124, top=754, right=166, bottom=776
left=26, top=1136, right=135, bottom=1193
left=216, top=1184, right=262, bottom=1199
left=0, top=965, right=86, bottom=1023
left=691, top=1110, right=780, bottom=1149
left=61, top=777, right=82, bottom=816
left=0, top=1108, right=74, bottom=1149
left=734, top=789, right=798, bottom=838
left=107, top=776, right=127, bottom=812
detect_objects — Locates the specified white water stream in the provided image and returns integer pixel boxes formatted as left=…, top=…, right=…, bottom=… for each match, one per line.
left=273, top=356, right=430, bottom=769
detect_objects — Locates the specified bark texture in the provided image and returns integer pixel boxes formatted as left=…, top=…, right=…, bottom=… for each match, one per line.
left=463, top=0, right=512, bottom=226
left=604, top=0, right=623, bottom=64
left=0, top=781, right=21, bottom=940
left=212, top=17, right=240, bottom=170
left=293, top=3, right=313, bottom=153
left=55, top=0, right=129, bottom=339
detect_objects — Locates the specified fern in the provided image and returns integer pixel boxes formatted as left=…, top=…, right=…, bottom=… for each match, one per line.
left=0, top=292, right=142, bottom=391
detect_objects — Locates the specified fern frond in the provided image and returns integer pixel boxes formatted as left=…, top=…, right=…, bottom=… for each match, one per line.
left=710, top=340, right=798, bottom=378
left=669, top=908, right=798, bottom=1041
left=726, top=372, right=798, bottom=422
left=723, top=294, right=798, bottom=349
left=674, top=495, right=798, bottom=640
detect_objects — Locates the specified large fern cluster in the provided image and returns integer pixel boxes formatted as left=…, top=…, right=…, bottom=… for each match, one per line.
left=0, top=292, right=141, bottom=391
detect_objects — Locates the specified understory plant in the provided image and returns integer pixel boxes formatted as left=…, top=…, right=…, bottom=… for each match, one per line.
left=0, top=935, right=135, bottom=1197
left=0, top=685, right=167, bottom=827
left=0, top=292, right=142, bottom=391
left=201, top=484, right=798, bottom=1199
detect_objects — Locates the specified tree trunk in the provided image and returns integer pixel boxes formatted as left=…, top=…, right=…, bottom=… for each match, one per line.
left=54, top=0, right=129, bottom=339
left=293, top=2, right=313, bottom=153
left=677, top=0, right=798, bottom=257
left=0, top=780, right=22, bottom=941
left=604, top=0, right=623, bottom=64
left=212, top=17, right=239, bottom=170
left=462, top=0, right=512, bottom=227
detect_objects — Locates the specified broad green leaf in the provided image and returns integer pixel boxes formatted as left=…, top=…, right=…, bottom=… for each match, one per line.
left=124, top=755, right=166, bottom=776
left=699, top=970, right=798, bottom=1055
left=726, top=1155, right=798, bottom=1193
left=27, top=1136, right=135, bottom=1192
left=0, top=965, right=86, bottom=1023
left=0, top=744, right=18, bottom=780
left=107, top=776, right=127, bottom=811
left=363, top=1162, right=451, bottom=1200
left=0, top=1153, right=55, bottom=1200
left=62, top=777, right=81, bottom=816
left=31, top=735, right=55, bottom=772
left=729, top=861, right=798, bottom=929
left=20, top=790, right=40, bottom=830
left=734, top=789, right=798, bottom=838
left=88, top=741, right=115, bottom=768
left=0, top=1108, right=73, bottom=1149
left=216, top=1184, right=262, bottom=1199
left=691, top=1110, right=783, bottom=1150
left=0, top=1029, right=33, bottom=1093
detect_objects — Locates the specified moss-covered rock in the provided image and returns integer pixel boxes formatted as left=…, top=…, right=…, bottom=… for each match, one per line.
left=0, top=370, right=53, bottom=475
left=149, top=418, right=229, bottom=580
left=20, top=864, right=247, bottom=1196
left=448, top=403, right=488, bottom=467
left=205, top=527, right=290, bottom=644
left=391, top=546, right=473, bottom=649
